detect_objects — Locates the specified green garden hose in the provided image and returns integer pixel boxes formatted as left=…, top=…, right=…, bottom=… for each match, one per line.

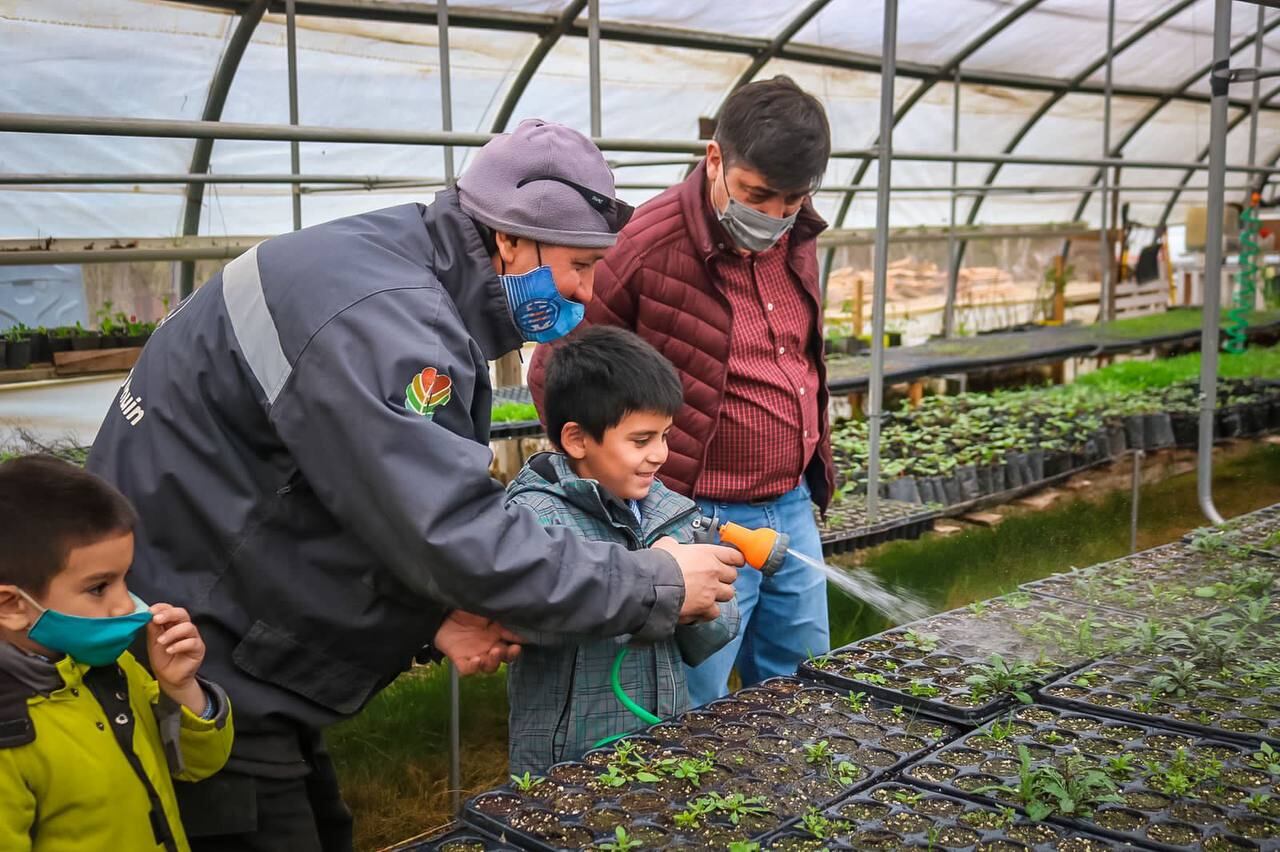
left=1226, top=201, right=1260, bottom=355
left=591, top=647, right=662, bottom=748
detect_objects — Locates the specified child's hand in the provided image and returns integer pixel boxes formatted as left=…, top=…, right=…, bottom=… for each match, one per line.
left=147, top=603, right=207, bottom=715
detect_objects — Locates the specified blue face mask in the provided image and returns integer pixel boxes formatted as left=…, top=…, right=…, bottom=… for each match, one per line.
left=500, top=247, right=585, bottom=343
left=19, top=589, right=152, bottom=667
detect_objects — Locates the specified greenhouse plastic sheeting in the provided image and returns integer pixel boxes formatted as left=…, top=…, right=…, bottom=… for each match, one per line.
left=2, top=0, right=1278, bottom=239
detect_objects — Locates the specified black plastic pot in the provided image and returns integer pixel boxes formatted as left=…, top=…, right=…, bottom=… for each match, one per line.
left=1027, top=450, right=1045, bottom=482
left=1143, top=413, right=1175, bottom=449
left=886, top=477, right=921, bottom=504
left=1169, top=414, right=1198, bottom=447
left=100, top=333, right=123, bottom=349
left=5, top=339, right=32, bottom=370
left=47, top=336, right=73, bottom=355
left=71, top=333, right=101, bottom=351
left=956, top=465, right=981, bottom=502
left=1107, top=424, right=1128, bottom=457
left=27, top=331, right=49, bottom=363
left=124, top=334, right=148, bottom=348
left=903, top=704, right=1278, bottom=852
left=941, top=475, right=963, bottom=506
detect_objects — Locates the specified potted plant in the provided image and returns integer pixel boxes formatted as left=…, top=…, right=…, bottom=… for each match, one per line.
left=123, top=316, right=152, bottom=348
left=26, top=326, right=50, bottom=364
left=5, top=324, right=33, bottom=370
left=48, top=325, right=76, bottom=355
left=70, top=322, right=102, bottom=351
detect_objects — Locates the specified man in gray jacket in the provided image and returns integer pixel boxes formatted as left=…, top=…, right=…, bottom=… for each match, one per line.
left=88, top=119, right=741, bottom=852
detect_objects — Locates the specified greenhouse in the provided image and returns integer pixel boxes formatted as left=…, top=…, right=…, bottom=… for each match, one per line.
left=2, top=1, right=1280, bottom=850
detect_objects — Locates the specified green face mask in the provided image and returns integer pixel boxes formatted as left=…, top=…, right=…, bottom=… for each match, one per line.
left=19, top=589, right=152, bottom=667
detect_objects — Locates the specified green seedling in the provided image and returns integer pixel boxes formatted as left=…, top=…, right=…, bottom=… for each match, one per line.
left=1104, top=754, right=1135, bottom=781
left=845, top=691, right=869, bottom=713
left=979, top=745, right=1120, bottom=822
left=805, top=740, right=834, bottom=765
left=965, top=654, right=1039, bottom=704
left=726, top=843, right=761, bottom=852
left=852, top=671, right=888, bottom=686
left=882, top=660, right=899, bottom=672
left=708, top=792, right=770, bottom=826
left=673, top=796, right=716, bottom=830
left=987, top=716, right=1018, bottom=742
left=799, top=807, right=840, bottom=840
left=892, top=789, right=924, bottom=806
left=891, top=705, right=907, bottom=720
left=597, top=826, right=642, bottom=851
left=1039, top=731, right=1068, bottom=745
left=903, top=629, right=939, bottom=652
left=1249, top=743, right=1280, bottom=776
left=673, top=754, right=716, bottom=787
left=908, top=680, right=941, bottom=698
left=1245, top=793, right=1273, bottom=814
left=510, top=771, right=543, bottom=792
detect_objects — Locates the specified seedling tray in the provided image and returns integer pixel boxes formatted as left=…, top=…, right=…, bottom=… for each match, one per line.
left=757, top=781, right=1126, bottom=851
left=389, top=825, right=520, bottom=851
left=817, top=497, right=938, bottom=555
left=902, top=704, right=1280, bottom=851
left=798, top=593, right=1136, bottom=725
left=1020, top=541, right=1278, bottom=621
left=460, top=677, right=960, bottom=851
left=1185, top=503, right=1280, bottom=560
left=1042, top=648, right=1280, bottom=748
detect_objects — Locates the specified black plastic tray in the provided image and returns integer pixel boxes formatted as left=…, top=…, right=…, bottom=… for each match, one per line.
left=1041, top=650, right=1280, bottom=748
left=460, top=677, right=962, bottom=851
left=387, top=824, right=520, bottom=851
left=798, top=593, right=1136, bottom=725
left=1019, top=541, right=1275, bottom=621
left=1184, top=503, right=1280, bottom=560
left=901, top=704, right=1280, bottom=851
left=757, top=781, right=1127, bottom=851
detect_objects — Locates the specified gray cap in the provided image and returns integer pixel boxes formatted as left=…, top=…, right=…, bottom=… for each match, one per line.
left=457, top=119, right=620, bottom=249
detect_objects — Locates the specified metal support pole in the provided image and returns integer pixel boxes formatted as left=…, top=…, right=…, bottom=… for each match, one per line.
left=588, top=0, right=602, bottom=137
left=866, top=0, right=897, bottom=524
left=1198, top=0, right=1232, bottom=526
left=1130, top=449, right=1143, bottom=553
left=1248, top=3, right=1264, bottom=185
left=436, top=0, right=462, bottom=814
left=286, top=0, right=302, bottom=231
left=943, top=68, right=961, bottom=338
left=1098, top=0, right=1116, bottom=323
left=439, top=0, right=455, bottom=189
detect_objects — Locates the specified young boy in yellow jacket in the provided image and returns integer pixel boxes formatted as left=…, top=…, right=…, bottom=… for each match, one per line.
left=0, top=455, right=233, bottom=852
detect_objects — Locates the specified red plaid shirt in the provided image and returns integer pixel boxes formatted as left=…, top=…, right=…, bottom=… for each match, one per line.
left=697, top=232, right=822, bottom=501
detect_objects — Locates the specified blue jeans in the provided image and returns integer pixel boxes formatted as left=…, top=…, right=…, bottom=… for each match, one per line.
left=684, top=481, right=831, bottom=707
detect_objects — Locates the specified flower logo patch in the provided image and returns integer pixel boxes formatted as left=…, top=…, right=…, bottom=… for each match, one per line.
left=405, top=367, right=452, bottom=419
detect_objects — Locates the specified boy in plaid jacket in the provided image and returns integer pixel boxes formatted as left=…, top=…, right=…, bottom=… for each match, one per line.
left=506, top=327, right=740, bottom=773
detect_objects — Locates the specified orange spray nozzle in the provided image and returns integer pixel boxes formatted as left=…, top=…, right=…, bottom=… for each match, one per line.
left=708, top=519, right=790, bottom=576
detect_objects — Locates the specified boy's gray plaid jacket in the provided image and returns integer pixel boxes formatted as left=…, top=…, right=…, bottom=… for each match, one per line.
left=505, top=452, right=739, bottom=774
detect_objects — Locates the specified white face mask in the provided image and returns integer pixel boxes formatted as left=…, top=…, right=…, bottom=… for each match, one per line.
left=715, top=162, right=798, bottom=253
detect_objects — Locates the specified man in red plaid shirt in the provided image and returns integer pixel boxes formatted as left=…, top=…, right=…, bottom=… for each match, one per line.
left=530, top=76, right=835, bottom=705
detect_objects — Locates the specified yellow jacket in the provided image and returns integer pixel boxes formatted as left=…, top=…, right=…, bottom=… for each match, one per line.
left=0, top=650, right=233, bottom=852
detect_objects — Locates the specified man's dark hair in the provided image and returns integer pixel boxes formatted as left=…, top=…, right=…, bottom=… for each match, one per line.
left=543, top=326, right=684, bottom=450
left=0, top=455, right=137, bottom=595
left=716, top=75, right=831, bottom=191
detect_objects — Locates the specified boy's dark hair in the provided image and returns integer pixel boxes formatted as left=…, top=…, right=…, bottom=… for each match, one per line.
left=543, top=326, right=684, bottom=449
left=0, top=455, right=137, bottom=595
left=716, top=75, right=831, bottom=192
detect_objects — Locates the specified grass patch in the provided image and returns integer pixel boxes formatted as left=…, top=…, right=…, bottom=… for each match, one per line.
left=490, top=401, right=538, bottom=423
left=1075, top=344, right=1280, bottom=392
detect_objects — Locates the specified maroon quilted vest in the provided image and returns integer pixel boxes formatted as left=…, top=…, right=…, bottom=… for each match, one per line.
left=528, top=160, right=836, bottom=511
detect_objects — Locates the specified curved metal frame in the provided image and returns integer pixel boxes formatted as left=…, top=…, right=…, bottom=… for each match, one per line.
left=1065, top=17, right=1280, bottom=229
left=489, top=0, right=588, bottom=133
left=820, top=0, right=1054, bottom=280
left=1158, top=83, right=1280, bottom=226
left=178, top=0, right=268, bottom=296
left=945, top=0, right=1235, bottom=278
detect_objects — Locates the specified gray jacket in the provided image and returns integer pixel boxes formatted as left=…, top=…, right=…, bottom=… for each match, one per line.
left=87, top=190, right=685, bottom=776
left=505, top=453, right=738, bottom=773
